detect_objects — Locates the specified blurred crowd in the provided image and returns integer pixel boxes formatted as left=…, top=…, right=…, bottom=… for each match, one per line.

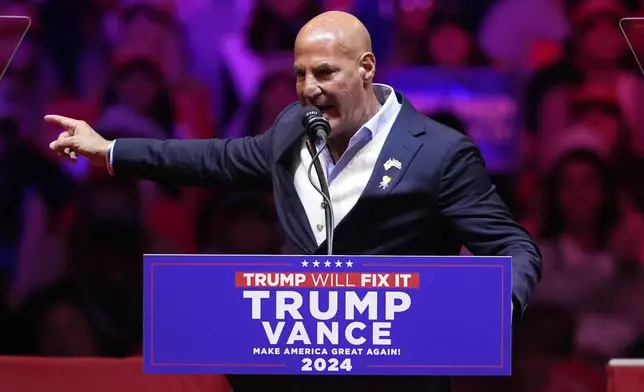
left=1, top=0, right=644, bottom=390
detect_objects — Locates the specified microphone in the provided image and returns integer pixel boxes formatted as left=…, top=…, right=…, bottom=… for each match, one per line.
left=302, top=106, right=331, bottom=142
left=301, top=106, right=335, bottom=255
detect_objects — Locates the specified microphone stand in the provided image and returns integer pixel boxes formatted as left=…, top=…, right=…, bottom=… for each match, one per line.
left=305, top=138, right=335, bottom=255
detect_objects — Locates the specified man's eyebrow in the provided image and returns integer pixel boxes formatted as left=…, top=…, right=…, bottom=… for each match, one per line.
left=293, top=63, right=337, bottom=74
left=313, top=63, right=336, bottom=71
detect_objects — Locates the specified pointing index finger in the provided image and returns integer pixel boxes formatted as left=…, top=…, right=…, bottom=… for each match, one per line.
left=44, top=114, right=79, bottom=130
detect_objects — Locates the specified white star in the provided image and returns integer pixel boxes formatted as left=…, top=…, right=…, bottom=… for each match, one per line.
left=346, top=260, right=353, bottom=268
left=335, top=260, right=343, bottom=267
left=301, top=260, right=309, bottom=267
left=313, top=260, right=320, bottom=267
left=324, top=260, right=331, bottom=267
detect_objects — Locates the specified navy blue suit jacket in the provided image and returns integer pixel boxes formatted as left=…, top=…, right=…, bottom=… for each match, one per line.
left=112, top=92, right=541, bottom=392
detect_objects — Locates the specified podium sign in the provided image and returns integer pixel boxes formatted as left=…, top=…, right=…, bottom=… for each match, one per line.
left=144, top=255, right=512, bottom=376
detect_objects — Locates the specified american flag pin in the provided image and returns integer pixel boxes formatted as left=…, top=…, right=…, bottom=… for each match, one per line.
left=384, top=158, right=402, bottom=171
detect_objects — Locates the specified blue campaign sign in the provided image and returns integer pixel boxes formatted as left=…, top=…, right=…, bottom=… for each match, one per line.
left=144, top=255, right=512, bottom=376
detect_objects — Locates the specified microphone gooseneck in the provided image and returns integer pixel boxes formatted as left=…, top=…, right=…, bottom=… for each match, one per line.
left=301, top=106, right=335, bottom=255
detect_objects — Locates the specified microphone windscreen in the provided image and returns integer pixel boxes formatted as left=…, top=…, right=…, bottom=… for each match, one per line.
left=301, top=106, right=322, bottom=128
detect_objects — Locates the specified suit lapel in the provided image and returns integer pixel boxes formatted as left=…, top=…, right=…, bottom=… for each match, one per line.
left=356, top=98, right=425, bottom=202
left=361, top=125, right=422, bottom=200
left=273, top=125, right=318, bottom=253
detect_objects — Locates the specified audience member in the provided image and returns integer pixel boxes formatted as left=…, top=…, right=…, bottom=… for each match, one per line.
left=388, top=0, right=435, bottom=65
left=197, top=196, right=280, bottom=255
left=535, top=149, right=621, bottom=310
left=246, top=0, right=321, bottom=54
left=12, top=281, right=101, bottom=357
left=97, top=57, right=175, bottom=139
left=244, top=69, right=298, bottom=137
left=525, top=0, right=636, bottom=144
left=424, top=14, right=488, bottom=67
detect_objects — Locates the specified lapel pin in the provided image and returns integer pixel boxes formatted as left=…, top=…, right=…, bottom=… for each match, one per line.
left=379, top=175, right=391, bottom=189
left=384, top=158, right=402, bottom=171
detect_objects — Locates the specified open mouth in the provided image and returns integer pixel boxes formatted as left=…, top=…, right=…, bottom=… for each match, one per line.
left=316, top=105, right=333, bottom=115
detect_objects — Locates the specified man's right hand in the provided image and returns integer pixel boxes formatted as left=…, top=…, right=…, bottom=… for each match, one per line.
left=45, top=114, right=113, bottom=167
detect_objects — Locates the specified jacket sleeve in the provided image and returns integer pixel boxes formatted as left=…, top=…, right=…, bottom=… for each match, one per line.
left=437, top=135, right=542, bottom=319
left=108, top=102, right=304, bottom=189
left=111, top=130, right=272, bottom=189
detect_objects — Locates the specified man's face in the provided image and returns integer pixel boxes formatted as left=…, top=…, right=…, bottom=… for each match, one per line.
left=294, top=34, right=367, bottom=137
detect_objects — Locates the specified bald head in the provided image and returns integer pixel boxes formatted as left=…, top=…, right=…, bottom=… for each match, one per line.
left=293, top=11, right=380, bottom=145
left=295, top=11, right=372, bottom=60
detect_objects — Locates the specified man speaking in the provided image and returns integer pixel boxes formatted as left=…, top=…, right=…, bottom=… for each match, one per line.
left=47, top=11, right=541, bottom=392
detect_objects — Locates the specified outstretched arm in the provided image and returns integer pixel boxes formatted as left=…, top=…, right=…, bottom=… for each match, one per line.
left=45, top=103, right=299, bottom=189
left=109, top=132, right=272, bottom=189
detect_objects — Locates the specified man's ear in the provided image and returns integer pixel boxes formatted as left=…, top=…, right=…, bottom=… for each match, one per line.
left=359, top=52, right=376, bottom=82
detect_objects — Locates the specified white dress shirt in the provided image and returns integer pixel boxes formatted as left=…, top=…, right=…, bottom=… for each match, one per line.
left=293, top=83, right=402, bottom=245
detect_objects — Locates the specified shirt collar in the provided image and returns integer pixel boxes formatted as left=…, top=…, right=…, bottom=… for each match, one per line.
left=358, top=83, right=397, bottom=139
left=313, top=83, right=399, bottom=153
